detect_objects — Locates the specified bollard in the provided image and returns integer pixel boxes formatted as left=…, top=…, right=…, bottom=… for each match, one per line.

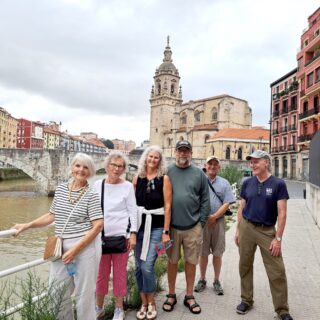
left=303, top=189, right=306, bottom=199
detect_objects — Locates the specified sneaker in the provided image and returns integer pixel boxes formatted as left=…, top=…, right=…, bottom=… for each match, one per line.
left=236, top=302, right=252, bottom=314
left=96, top=306, right=105, bottom=319
left=279, top=314, right=293, bottom=320
left=113, top=307, right=125, bottom=320
left=213, top=280, right=224, bottom=295
left=194, top=279, right=207, bottom=292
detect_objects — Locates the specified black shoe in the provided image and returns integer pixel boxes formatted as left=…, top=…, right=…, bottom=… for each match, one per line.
left=280, top=313, right=293, bottom=320
left=236, top=302, right=252, bottom=315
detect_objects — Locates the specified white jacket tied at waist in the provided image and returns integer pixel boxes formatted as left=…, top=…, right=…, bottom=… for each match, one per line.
left=137, top=206, right=164, bottom=261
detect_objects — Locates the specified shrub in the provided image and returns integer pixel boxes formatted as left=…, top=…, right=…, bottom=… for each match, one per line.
left=219, top=165, right=243, bottom=188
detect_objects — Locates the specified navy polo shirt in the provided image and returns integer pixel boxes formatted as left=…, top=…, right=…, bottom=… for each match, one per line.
left=240, top=175, right=289, bottom=226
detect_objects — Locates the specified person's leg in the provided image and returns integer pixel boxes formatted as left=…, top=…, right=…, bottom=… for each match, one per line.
left=257, top=226, right=289, bottom=316
left=185, top=261, right=197, bottom=296
left=96, top=254, right=112, bottom=308
left=199, top=255, right=208, bottom=280
left=213, top=255, right=222, bottom=280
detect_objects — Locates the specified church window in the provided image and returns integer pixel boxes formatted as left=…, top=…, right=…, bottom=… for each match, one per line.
left=180, top=112, right=187, bottom=125
left=171, top=84, right=175, bottom=94
left=167, top=138, right=171, bottom=146
left=237, top=147, right=243, bottom=160
left=212, top=108, right=218, bottom=121
left=226, top=146, right=231, bottom=160
left=157, top=84, right=161, bottom=95
left=194, top=111, right=200, bottom=122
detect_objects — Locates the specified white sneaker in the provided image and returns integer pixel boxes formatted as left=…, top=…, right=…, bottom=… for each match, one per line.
left=96, top=306, right=105, bottom=319
left=113, top=307, right=125, bottom=320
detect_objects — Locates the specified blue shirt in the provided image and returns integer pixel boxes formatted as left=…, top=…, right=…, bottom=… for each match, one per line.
left=240, top=175, right=289, bottom=226
left=208, top=176, right=236, bottom=220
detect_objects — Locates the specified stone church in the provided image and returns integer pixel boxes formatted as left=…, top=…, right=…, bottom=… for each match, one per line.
left=149, top=38, right=253, bottom=159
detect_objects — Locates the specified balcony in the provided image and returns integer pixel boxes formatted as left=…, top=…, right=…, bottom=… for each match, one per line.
left=298, top=134, right=314, bottom=143
left=299, top=106, right=319, bottom=120
left=287, top=144, right=296, bottom=151
left=279, top=146, right=287, bottom=152
left=271, top=147, right=279, bottom=153
left=272, top=129, right=279, bottom=135
left=288, top=124, right=297, bottom=131
left=289, top=104, right=297, bottom=112
left=281, top=107, right=288, bottom=115
left=273, top=110, right=279, bottom=117
left=280, top=126, right=288, bottom=133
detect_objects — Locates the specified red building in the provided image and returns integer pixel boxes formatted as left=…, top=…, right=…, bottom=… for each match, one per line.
left=16, top=118, right=44, bottom=149
left=296, top=7, right=320, bottom=179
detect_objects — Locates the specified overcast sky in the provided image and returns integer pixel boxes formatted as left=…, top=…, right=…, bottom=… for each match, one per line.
left=0, top=0, right=319, bottom=145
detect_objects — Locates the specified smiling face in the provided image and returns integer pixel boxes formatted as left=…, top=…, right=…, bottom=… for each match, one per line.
left=72, top=161, right=90, bottom=182
left=205, top=159, right=220, bottom=179
left=146, top=150, right=161, bottom=170
left=249, top=157, right=269, bottom=177
left=175, top=147, right=192, bottom=168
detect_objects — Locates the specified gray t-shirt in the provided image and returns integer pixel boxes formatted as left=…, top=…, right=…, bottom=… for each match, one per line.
left=167, top=163, right=210, bottom=230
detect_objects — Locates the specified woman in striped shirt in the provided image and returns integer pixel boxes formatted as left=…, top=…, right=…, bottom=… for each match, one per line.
left=12, top=153, right=104, bottom=320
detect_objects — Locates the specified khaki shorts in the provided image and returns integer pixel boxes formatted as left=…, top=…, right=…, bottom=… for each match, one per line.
left=201, top=217, right=225, bottom=257
left=167, top=222, right=202, bottom=265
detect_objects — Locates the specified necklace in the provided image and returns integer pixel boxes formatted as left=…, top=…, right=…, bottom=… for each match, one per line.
left=68, top=182, right=88, bottom=205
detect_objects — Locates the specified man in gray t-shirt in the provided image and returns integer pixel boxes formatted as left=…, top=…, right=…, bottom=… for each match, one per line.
left=162, top=140, right=210, bottom=315
left=194, top=156, right=236, bottom=295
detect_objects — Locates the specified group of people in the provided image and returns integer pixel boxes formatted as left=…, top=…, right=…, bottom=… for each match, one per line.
left=12, top=140, right=293, bottom=320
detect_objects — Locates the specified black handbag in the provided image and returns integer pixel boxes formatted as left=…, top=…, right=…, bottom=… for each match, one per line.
left=100, top=179, right=129, bottom=254
left=207, top=179, right=233, bottom=216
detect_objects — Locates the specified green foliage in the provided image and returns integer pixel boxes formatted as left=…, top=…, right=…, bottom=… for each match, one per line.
left=154, top=254, right=168, bottom=292
left=102, top=139, right=114, bottom=149
left=219, top=165, right=243, bottom=187
left=103, top=296, right=115, bottom=320
left=125, top=263, right=141, bottom=310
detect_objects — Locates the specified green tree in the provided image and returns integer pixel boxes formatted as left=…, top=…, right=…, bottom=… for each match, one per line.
left=219, top=165, right=243, bottom=187
left=102, top=139, right=114, bottom=149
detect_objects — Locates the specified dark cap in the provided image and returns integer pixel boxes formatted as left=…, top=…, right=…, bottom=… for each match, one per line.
left=175, top=140, right=192, bottom=150
left=246, top=150, right=271, bottom=161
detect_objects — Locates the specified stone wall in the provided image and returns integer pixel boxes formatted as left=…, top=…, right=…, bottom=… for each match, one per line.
left=306, top=182, right=320, bottom=229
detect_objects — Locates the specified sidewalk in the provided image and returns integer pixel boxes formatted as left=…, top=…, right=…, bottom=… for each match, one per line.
left=125, top=199, right=320, bottom=319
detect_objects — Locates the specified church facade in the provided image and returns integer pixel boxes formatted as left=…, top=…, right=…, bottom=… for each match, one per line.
left=149, top=39, right=253, bottom=159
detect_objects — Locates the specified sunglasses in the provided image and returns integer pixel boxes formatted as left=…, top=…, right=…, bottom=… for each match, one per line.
left=258, top=183, right=263, bottom=196
left=146, top=180, right=155, bottom=193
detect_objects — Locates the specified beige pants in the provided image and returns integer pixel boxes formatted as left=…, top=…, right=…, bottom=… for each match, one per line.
left=238, top=218, right=289, bottom=315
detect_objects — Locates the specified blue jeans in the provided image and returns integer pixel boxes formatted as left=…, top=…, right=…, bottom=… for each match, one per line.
left=135, top=228, right=163, bottom=293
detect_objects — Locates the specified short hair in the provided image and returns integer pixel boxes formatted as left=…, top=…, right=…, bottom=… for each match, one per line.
left=69, top=153, right=95, bottom=178
left=137, top=145, right=167, bottom=178
left=104, top=151, right=128, bottom=171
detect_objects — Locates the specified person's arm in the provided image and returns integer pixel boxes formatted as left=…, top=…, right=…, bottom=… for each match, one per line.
left=62, top=218, right=103, bottom=264
left=132, top=175, right=137, bottom=191
left=126, top=184, right=137, bottom=250
left=207, top=203, right=230, bottom=227
left=199, top=173, right=211, bottom=227
left=234, top=198, right=246, bottom=246
left=162, top=175, right=172, bottom=243
left=12, top=213, right=55, bottom=236
left=269, top=199, right=287, bottom=257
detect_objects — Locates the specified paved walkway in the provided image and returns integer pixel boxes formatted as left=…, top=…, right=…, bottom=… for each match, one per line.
left=125, top=199, right=320, bottom=319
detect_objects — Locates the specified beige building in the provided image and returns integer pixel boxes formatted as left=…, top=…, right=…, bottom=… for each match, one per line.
left=149, top=39, right=252, bottom=159
left=44, top=127, right=61, bottom=149
left=0, top=107, right=18, bottom=148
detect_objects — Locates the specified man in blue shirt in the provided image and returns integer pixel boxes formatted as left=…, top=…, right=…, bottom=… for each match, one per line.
left=194, top=156, right=236, bottom=295
left=235, top=150, right=293, bottom=320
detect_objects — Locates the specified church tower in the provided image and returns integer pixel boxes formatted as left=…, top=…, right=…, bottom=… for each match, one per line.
left=149, top=37, right=182, bottom=149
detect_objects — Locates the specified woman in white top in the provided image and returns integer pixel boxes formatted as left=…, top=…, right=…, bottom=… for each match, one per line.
left=12, top=153, right=104, bottom=320
left=94, top=151, right=137, bottom=320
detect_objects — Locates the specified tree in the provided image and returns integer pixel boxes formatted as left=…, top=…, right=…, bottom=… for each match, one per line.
left=102, top=139, right=114, bottom=149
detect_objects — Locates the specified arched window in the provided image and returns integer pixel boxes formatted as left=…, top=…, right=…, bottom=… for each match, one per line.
left=180, top=112, right=187, bottom=125
left=171, top=84, right=175, bottom=94
left=167, top=138, right=171, bottom=146
left=194, top=110, right=200, bottom=122
left=212, top=107, right=218, bottom=121
left=237, top=147, right=243, bottom=160
left=226, top=146, right=231, bottom=159
left=157, top=84, right=161, bottom=95
left=204, top=134, right=210, bottom=143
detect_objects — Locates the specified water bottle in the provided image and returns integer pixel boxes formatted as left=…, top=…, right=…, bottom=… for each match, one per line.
left=66, top=262, right=76, bottom=276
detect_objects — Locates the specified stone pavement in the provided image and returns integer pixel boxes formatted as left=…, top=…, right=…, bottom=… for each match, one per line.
left=125, top=199, right=320, bottom=320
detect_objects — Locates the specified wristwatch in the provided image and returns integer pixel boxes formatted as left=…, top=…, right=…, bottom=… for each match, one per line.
left=275, top=236, right=282, bottom=242
left=162, top=230, right=169, bottom=235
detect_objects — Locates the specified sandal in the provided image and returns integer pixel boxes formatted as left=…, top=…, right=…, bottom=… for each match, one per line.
left=183, top=295, right=201, bottom=314
left=136, top=304, right=147, bottom=320
left=146, top=303, right=157, bottom=320
left=162, top=293, right=177, bottom=312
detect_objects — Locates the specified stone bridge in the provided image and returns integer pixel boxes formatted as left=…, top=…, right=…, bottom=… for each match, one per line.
left=0, top=149, right=140, bottom=195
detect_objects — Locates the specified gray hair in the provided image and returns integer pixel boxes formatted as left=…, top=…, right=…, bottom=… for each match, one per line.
left=104, top=151, right=128, bottom=171
left=137, top=145, right=167, bottom=178
left=69, top=153, right=96, bottom=178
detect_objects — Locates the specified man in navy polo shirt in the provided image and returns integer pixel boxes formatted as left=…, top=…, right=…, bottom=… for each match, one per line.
left=234, top=150, right=293, bottom=320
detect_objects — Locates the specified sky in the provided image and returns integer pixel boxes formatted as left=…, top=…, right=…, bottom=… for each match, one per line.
left=0, top=0, right=319, bottom=146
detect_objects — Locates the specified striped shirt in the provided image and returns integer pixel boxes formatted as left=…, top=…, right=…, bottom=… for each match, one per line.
left=50, top=182, right=103, bottom=239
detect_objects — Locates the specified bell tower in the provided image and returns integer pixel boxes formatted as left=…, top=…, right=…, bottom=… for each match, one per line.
left=149, top=36, right=182, bottom=148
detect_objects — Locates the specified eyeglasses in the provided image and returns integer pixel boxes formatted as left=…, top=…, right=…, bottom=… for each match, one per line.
left=109, top=163, right=124, bottom=170
left=257, top=183, right=263, bottom=196
left=146, top=179, right=155, bottom=193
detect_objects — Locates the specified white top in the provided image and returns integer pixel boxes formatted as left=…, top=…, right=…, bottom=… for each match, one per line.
left=93, top=179, right=137, bottom=237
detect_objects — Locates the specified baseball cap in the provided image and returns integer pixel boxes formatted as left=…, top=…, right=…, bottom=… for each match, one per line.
left=175, top=140, right=192, bottom=150
left=206, top=156, right=220, bottom=164
left=246, top=150, right=271, bottom=161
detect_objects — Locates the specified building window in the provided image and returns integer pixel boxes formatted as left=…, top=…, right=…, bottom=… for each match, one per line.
left=194, top=111, right=200, bottom=122
left=204, top=134, right=210, bottom=143
left=307, top=72, right=314, bottom=87
left=225, top=146, right=231, bottom=160
left=237, top=147, right=243, bottom=160
left=303, top=101, right=308, bottom=112
left=180, top=112, right=187, bottom=125
left=211, top=146, right=215, bottom=155
left=316, top=67, right=320, bottom=82
left=212, top=108, right=218, bottom=121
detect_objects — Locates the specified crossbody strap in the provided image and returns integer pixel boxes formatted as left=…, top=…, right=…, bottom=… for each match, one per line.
left=207, top=179, right=223, bottom=205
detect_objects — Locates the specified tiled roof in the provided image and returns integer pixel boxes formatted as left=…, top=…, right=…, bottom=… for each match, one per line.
left=210, top=128, right=270, bottom=140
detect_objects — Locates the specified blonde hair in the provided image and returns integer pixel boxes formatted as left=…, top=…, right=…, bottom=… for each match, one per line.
left=137, top=145, right=167, bottom=178
left=69, top=153, right=95, bottom=178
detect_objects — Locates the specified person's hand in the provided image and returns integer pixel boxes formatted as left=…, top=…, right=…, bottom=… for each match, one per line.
left=269, top=239, right=281, bottom=257
left=11, top=223, right=30, bottom=236
left=62, top=247, right=77, bottom=264
left=234, top=228, right=240, bottom=246
left=128, top=233, right=136, bottom=251
left=162, top=233, right=170, bottom=244
left=207, top=215, right=217, bottom=227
